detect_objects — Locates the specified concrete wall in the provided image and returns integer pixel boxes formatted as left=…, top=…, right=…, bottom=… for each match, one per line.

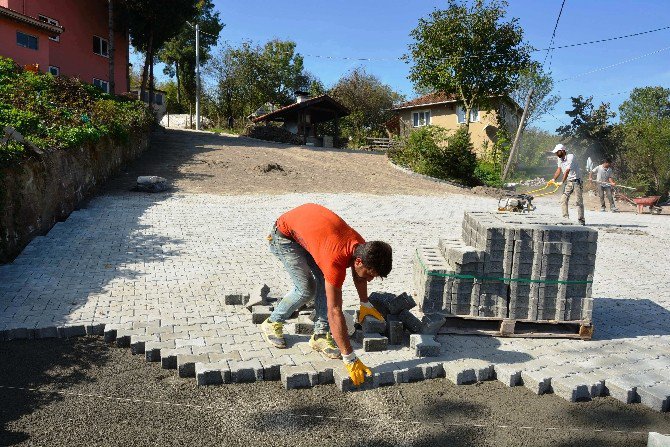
left=0, top=131, right=149, bottom=263
left=2, top=0, right=129, bottom=92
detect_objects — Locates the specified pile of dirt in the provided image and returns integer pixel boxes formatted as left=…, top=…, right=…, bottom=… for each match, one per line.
left=243, top=125, right=303, bottom=145
left=255, top=163, right=286, bottom=174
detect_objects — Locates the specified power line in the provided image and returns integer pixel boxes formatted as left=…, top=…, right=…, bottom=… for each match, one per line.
left=217, top=22, right=670, bottom=63
left=539, top=24, right=670, bottom=51
left=556, top=45, right=670, bottom=82
left=542, top=0, right=567, bottom=69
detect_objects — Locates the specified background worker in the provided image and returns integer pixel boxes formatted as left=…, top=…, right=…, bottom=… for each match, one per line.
left=261, top=203, right=392, bottom=386
left=549, top=143, right=586, bottom=225
left=589, top=157, right=619, bottom=212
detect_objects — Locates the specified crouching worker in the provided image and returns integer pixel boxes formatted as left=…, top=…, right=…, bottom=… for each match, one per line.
left=262, top=203, right=392, bottom=386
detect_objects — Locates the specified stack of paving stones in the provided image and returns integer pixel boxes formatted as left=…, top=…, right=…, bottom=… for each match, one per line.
left=415, top=211, right=597, bottom=323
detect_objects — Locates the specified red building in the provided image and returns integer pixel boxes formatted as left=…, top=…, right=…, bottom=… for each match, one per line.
left=0, top=0, right=129, bottom=93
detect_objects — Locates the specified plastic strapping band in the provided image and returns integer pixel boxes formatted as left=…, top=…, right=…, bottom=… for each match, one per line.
left=416, top=249, right=593, bottom=285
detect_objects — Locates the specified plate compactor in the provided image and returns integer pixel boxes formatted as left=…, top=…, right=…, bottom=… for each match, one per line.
left=497, top=193, right=536, bottom=213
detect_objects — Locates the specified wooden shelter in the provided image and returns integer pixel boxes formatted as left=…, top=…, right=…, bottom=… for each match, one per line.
left=251, top=93, right=349, bottom=147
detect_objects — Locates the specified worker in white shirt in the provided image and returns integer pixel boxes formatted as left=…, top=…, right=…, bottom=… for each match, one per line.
left=549, top=143, right=585, bottom=225
left=589, top=157, right=619, bottom=212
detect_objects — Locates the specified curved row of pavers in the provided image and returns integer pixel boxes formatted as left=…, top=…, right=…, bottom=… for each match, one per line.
left=2, top=322, right=668, bottom=412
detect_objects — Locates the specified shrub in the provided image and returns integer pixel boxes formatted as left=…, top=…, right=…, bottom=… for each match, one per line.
left=0, top=56, right=153, bottom=166
left=474, top=160, right=503, bottom=187
left=389, top=125, right=477, bottom=184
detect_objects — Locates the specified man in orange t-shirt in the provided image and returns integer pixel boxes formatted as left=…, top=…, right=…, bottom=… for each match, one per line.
left=262, top=203, right=392, bottom=386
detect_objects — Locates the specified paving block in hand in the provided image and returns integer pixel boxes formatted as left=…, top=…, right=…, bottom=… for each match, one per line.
left=333, top=366, right=374, bottom=392
left=368, top=292, right=394, bottom=318
left=363, top=335, right=388, bottom=352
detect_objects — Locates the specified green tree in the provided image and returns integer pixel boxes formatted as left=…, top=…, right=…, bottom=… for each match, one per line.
left=619, top=86, right=670, bottom=123
left=405, top=0, right=530, bottom=128
left=329, top=67, right=404, bottom=146
left=557, top=95, right=617, bottom=161
left=619, top=117, right=670, bottom=195
left=616, top=87, right=670, bottom=196
left=159, top=0, right=224, bottom=110
left=511, top=62, right=560, bottom=128
left=207, top=40, right=312, bottom=122
left=124, top=0, right=197, bottom=104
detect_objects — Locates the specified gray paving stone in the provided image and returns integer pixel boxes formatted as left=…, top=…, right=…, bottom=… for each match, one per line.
left=363, top=335, right=388, bottom=352
left=57, top=325, right=86, bottom=338
left=648, top=432, right=670, bottom=447
left=177, top=354, right=210, bottom=378
left=550, top=374, right=592, bottom=402
left=637, top=383, right=670, bottom=412
left=605, top=376, right=639, bottom=404
left=195, top=361, right=231, bottom=386
left=281, top=365, right=318, bottom=389
left=229, top=359, right=264, bottom=382
left=521, top=369, right=552, bottom=395
left=362, top=319, right=386, bottom=335
left=333, top=366, right=374, bottom=391
left=443, top=360, right=477, bottom=385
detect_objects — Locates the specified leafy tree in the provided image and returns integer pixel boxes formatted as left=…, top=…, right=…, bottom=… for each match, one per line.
left=159, top=0, right=224, bottom=110
left=619, top=117, right=670, bottom=196
left=517, top=127, right=560, bottom=174
left=511, top=62, right=560, bottom=128
left=124, top=0, right=197, bottom=104
left=207, top=40, right=313, bottom=122
left=619, top=86, right=670, bottom=123
left=329, top=67, right=404, bottom=146
left=405, top=0, right=531, bottom=128
left=557, top=95, right=616, bottom=161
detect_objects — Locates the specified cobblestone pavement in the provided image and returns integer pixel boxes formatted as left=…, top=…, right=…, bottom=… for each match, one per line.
left=1, top=192, right=669, bottom=410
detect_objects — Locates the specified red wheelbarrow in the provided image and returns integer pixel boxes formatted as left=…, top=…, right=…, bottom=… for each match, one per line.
left=616, top=189, right=663, bottom=214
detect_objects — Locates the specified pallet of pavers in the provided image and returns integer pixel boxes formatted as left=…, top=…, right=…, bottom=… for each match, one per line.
left=414, top=211, right=597, bottom=339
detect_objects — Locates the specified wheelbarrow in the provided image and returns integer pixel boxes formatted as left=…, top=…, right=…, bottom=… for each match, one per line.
left=615, top=189, right=663, bottom=214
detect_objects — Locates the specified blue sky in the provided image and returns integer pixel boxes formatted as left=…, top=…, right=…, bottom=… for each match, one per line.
left=138, top=0, right=670, bottom=133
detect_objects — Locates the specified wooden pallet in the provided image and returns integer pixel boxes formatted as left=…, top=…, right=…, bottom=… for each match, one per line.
left=437, top=315, right=593, bottom=340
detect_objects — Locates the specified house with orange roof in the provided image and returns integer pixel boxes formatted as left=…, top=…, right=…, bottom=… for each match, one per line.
left=390, top=92, right=523, bottom=156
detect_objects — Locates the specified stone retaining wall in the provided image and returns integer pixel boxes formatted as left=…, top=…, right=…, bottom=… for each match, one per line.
left=0, top=131, right=150, bottom=263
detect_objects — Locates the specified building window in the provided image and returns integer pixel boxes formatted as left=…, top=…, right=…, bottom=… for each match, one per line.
left=93, top=78, right=109, bottom=93
left=456, top=106, right=479, bottom=124
left=48, top=66, right=60, bottom=76
left=39, top=15, right=60, bottom=41
left=154, top=93, right=163, bottom=106
left=16, top=31, right=39, bottom=50
left=93, top=36, right=109, bottom=57
left=412, top=110, right=431, bottom=127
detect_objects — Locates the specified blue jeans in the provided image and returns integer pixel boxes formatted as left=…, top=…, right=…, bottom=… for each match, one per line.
left=268, top=225, right=329, bottom=334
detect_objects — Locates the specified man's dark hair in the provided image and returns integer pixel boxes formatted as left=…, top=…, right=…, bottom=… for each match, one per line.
left=354, top=241, right=392, bottom=278
left=603, top=157, right=612, bottom=164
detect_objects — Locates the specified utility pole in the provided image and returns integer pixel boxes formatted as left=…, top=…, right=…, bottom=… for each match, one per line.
left=195, top=23, right=200, bottom=130
left=502, top=87, right=534, bottom=182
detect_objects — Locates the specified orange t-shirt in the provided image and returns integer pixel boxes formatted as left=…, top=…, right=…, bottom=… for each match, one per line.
left=276, top=203, right=365, bottom=288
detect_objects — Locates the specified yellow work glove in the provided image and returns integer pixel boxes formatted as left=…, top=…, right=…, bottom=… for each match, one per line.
left=358, top=301, right=385, bottom=324
left=343, top=353, right=372, bottom=386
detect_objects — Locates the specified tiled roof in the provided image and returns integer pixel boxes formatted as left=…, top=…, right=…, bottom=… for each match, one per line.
left=392, top=92, right=460, bottom=110
left=0, top=6, right=64, bottom=35
left=251, top=94, right=349, bottom=123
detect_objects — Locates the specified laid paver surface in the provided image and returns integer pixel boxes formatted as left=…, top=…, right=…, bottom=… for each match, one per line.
left=1, top=130, right=669, bottom=408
